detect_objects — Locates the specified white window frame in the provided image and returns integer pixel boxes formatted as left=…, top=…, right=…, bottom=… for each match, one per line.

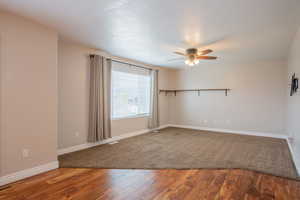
left=111, top=62, right=151, bottom=120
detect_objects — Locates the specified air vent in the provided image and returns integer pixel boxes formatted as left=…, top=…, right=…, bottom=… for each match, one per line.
left=108, top=141, right=119, bottom=145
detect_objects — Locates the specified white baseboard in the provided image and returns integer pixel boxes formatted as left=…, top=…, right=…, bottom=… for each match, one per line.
left=168, top=124, right=299, bottom=176
left=57, top=123, right=299, bottom=177
left=57, top=124, right=169, bottom=156
left=168, top=124, right=288, bottom=139
left=0, top=161, right=59, bottom=186
left=1, top=124, right=296, bottom=186
left=1, top=124, right=297, bottom=187
left=286, top=138, right=300, bottom=175
left=58, top=124, right=287, bottom=156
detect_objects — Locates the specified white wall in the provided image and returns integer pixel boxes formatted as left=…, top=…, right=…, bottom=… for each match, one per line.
left=286, top=27, right=300, bottom=170
left=58, top=40, right=171, bottom=149
left=168, top=61, right=287, bottom=135
left=0, top=11, right=58, bottom=176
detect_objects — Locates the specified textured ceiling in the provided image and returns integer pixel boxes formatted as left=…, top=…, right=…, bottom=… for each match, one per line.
left=0, top=0, right=299, bottom=68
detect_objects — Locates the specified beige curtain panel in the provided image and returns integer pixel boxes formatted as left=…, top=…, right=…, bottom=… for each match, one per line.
left=148, top=70, right=159, bottom=129
left=88, top=55, right=112, bottom=142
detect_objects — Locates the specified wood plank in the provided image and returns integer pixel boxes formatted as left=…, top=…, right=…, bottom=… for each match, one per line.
left=0, top=168, right=299, bottom=200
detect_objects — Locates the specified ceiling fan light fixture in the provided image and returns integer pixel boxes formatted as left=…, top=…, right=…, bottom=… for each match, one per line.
left=185, top=60, right=193, bottom=66
left=174, top=48, right=216, bottom=67
left=185, top=58, right=199, bottom=66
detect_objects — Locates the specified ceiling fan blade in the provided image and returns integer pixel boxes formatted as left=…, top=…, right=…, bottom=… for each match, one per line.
left=198, top=49, right=213, bottom=55
left=174, top=51, right=186, bottom=56
left=167, top=57, right=185, bottom=62
left=197, top=56, right=217, bottom=60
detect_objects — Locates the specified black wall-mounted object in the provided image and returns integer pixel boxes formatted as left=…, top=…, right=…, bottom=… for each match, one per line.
left=290, top=73, right=298, bottom=96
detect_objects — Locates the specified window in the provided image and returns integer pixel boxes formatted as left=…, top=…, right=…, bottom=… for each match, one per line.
left=111, top=61, right=151, bottom=119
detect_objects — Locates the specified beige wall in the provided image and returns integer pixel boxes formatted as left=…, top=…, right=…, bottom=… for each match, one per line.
left=286, top=27, right=300, bottom=170
left=168, top=60, right=287, bottom=135
left=58, top=40, right=171, bottom=149
left=0, top=9, right=296, bottom=179
left=0, top=11, right=58, bottom=176
left=58, top=41, right=90, bottom=149
left=58, top=39, right=289, bottom=150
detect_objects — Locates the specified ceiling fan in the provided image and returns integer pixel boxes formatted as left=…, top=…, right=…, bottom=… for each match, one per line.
left=173, top=48, right=217, bottom=66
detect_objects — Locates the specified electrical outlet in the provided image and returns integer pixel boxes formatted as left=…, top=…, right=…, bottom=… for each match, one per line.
left=75, top=132, right=79, bottom=137
left=202, top=120, right=208, bottom=127
left=22, top=149, right=29, bottom=158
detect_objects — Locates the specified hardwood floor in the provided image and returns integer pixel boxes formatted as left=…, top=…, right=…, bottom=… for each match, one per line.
left=0, top=168, right=299, bottom=200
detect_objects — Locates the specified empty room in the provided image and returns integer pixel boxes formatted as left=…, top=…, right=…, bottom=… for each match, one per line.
left=1, top=0, right=300, bottom=199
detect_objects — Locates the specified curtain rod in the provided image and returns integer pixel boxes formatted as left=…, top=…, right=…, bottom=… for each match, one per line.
left=111, top=59, right=152, bottom=71
left=90, top=54, right=152, bottom=71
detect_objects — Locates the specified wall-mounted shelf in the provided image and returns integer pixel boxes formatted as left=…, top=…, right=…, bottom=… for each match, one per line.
left=159, top=89, right=231, bottom=96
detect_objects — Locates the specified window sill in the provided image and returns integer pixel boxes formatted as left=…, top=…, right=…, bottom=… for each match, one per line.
left=112, top=114, right=150, bottom=121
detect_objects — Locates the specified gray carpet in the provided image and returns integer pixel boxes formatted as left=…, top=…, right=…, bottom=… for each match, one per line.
left=59, top=127, right=298, bottom=179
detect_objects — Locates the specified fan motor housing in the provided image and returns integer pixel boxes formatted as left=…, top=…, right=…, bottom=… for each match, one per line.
left=186, top=48, right=198, bottom=55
